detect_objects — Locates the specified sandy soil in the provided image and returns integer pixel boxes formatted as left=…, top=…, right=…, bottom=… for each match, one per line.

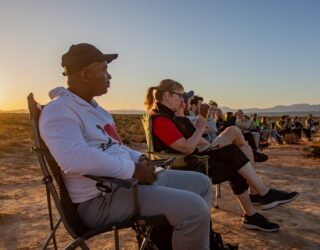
left=1, top=142, right=320, bottom=250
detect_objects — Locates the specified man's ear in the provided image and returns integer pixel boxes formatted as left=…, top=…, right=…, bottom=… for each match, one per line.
left=79, top=70, right=89, bottom=82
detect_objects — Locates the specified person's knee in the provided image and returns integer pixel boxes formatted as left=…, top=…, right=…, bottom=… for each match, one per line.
left=192, top=172, right=212, bottom=199
left=174, top=192, right=210, bottom=226
left=200, top=173, right=212, bottom=189
left=186, top=194, right=210, bottom=223
left=229, top=176, right=249, bottom=195
left=225, top=125, right=240, bottom=138
left=231, top=125, right=242, bottom=134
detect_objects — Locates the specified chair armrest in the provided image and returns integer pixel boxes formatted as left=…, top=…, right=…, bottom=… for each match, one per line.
left=84, top=175, right=138, bottom=189
left=149, top=152, right=186, bottom=167
left=151, top=157, right=176, bottom=168
left=84, top=175, right=141, bottom=217
left=193, top=155, right=209, bottom=160
left=197, top=144, right=211, bottom=153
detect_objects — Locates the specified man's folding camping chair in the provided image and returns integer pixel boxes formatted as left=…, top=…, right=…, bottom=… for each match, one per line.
left=27, top=93, right=168, bottom=250
left=141, top=113, right=221, bottom=208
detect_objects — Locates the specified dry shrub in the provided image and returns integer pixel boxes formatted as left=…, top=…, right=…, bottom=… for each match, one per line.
left=305, top=144, right=320, bottom=158
left=310, top=145, right=320, bottom=157
left=284, top=132, right=300, bottom=144
left=113, top=114, right=146, bottom=144
left=0, top=113, right=33, bottom=154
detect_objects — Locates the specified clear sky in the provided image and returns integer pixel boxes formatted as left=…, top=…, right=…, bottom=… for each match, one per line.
left=1, top=0, right=319, bottom=111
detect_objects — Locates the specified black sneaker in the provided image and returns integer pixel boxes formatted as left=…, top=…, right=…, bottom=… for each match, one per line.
left=242, top=213, right=280, bottom=232
left=253, top=150, right=269, bottom=162
left=249, top=194, right=262, bottom=204
left=260, top=189, right=299, bottom=210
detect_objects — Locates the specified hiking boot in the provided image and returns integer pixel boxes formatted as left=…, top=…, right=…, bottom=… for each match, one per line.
left=249, top=194, right=262, bottom=204
left=242, top=213, right=280, bottom=232
left=260, top=189, right=299, bottom=210
left=253, top=150, right=269, bottom=162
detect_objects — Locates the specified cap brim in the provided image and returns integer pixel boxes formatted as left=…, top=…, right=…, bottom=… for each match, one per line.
left=103, top=54, right=118, bottom=63
left=183, top=90, right=194, bottom=102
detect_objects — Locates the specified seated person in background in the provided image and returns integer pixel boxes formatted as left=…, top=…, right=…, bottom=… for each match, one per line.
left=145, top=79, right=299, bottom=232
left=186, top=95, right=204, bottom=124
left=215, top=108, right=225, bottom=133
left=303, top=113, right=319, bottom=141
left=251, top=113, right=260, bottom=132
left=260, top=116, right=283, bottom=144
left=275, top=115, right=291, bottom=137
left=291, top=116, right=303, bottom=139
left=223, top=111, right=236, bottom=128
left=208, top=100, right=219, bottom=125
left=40, top=43, right=214, bottom=250
left=235, top=110, right=261, bottom=152
left=208, top=100, right=218, bottom=117
left=199, top=103, right=218, bottom=143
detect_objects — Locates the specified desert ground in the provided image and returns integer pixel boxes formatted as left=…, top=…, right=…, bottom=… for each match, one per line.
left=0, top=113, right=320, bottom=250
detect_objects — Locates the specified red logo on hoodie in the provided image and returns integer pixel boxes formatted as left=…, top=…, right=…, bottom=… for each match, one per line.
left=104, top=124, right=122, bottom=143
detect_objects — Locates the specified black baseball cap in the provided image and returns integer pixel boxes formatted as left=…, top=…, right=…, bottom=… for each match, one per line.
left=61, top=43, right=118, bottom=76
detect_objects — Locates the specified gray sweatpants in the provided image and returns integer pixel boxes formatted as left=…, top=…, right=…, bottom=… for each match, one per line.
left=77, top=169, right=212, bottom=250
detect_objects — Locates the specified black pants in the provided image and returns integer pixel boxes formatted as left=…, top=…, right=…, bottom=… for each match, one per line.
left=292, top=128, right=302, bottom=138
left=243, top=132, right=258, bottom=150
left=199, top=144, right=250, bottom=195
left=303, top=128, right=312, bottom=139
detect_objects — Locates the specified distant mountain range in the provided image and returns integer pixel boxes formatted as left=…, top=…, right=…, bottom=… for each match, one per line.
left=110, top=104, right=320, bottom=116
left=1, top=104, right=320, bottom=116
left=220, top=103, right=320, bottom=116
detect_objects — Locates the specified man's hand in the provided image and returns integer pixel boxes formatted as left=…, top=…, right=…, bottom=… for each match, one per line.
left=133, top=157, right=156, bottom=185
left=195, top=115, right=207, bottom=130
left=138, top=154, right=150, bottom=164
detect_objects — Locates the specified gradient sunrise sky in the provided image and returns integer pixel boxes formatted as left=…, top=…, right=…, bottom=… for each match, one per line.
left=1, top=0, right=319, bottom=111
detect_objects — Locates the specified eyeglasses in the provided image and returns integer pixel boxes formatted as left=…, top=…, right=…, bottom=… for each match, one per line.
left=170, top=91, right=184, bottom=99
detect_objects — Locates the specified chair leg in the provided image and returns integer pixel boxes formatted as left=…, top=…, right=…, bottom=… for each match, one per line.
left=218, top=184, right=221, bottom=198
left=45, top=186, right=59, bottom=250
left=114, top=227, right=120, bottom=250
left=214, top=184, right=220, bottom=208
left=42, top=218, right=62, bottom=250
left=139, top=225, right=158, bottom=250
left=64, top=237, right=89, bottom=250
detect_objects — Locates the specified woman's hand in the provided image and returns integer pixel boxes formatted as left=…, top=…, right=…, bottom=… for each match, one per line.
left=195, top=115, right=207, bottom=130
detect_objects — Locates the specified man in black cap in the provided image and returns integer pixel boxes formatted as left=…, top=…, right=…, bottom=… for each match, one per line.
left=39, top=43, right=213, bottom=249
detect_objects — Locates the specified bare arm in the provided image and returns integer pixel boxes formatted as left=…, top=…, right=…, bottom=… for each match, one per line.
left=169, top=116, right=207, bottom=155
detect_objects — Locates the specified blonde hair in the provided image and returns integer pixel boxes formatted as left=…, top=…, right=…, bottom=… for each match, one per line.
left=144, top=79, right=184, bottom=112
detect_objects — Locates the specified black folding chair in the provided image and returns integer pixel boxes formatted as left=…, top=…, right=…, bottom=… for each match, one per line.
left=27, top=93, right=168, bottom=250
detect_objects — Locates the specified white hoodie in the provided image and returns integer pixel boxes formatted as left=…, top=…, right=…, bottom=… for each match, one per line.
left=39, top=87, right=142, bottom=203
